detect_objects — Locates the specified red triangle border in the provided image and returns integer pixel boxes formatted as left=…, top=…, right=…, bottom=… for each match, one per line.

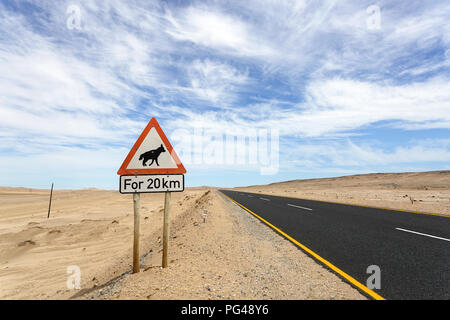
left=117, top=117, right=186, bottom=175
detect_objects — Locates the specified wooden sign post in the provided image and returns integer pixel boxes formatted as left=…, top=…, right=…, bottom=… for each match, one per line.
left=133, top=193, right=141, bottom=273
left=162, top=192, right=171, bottom=268
left=117, top=117, right=186, bottom=273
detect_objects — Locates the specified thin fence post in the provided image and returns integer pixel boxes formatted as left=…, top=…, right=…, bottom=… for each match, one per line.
left=47, top=183, right=54, bottom=219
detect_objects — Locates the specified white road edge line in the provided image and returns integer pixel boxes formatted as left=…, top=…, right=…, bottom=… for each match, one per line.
left=260, top=198, right=270, bottom=201
left=287, top=203, right=313, bottom=211
left=395, top=228, right=450, bottom=242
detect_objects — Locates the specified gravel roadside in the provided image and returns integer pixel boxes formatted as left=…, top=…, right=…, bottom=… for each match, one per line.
left=78, top=190, right=366, bottom=300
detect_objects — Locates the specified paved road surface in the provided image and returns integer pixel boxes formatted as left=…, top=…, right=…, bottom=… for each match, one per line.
left=220, top=190, right=450, bottom=300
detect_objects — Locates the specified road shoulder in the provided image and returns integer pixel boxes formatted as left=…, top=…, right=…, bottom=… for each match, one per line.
left=78, top=190, right=365, bottom=300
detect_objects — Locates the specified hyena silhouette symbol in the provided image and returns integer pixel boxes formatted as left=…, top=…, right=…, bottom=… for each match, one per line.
left=139, top=144, right=166, bottom=166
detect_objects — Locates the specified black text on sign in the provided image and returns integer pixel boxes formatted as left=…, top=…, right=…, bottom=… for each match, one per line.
left=120, top=175, right=184, bottom=194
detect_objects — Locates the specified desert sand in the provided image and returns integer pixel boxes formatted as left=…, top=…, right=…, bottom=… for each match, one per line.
left=2, top=170, right=447, bottom=300
left=0, top=187, right=205, bottom=299
left=0, top=186, right=364, bottom=300
left=76, top=191, right=364, bottom=300
left=234, top=171, right=450, bottom=216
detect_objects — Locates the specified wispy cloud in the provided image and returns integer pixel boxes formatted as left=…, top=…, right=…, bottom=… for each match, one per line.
left=0, top=0, right=449, bottom=188
left=165, top=6, right=275, bottom=58
left=288, top=138, right=450, bottom=168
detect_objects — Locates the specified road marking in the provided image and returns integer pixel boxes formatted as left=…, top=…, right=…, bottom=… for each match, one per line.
left=395, top=228, right=450, bottom=242
left=221, top=192, right=385, bottom=301
left=288, top=203, right=313, bottom=211
left=260, top=198, right=270, bottom=201
left=245, top=192, right=449, bottom=218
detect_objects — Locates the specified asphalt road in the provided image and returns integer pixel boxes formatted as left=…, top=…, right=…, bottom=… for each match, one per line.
left=220, top=190, right=450, bottom=300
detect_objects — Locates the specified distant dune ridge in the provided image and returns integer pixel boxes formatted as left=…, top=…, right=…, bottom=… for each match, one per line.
left=234, top=170, right=450, bottom=215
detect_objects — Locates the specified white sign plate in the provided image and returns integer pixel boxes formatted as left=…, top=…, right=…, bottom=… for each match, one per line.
left=120, top=174, right=184, bottom=194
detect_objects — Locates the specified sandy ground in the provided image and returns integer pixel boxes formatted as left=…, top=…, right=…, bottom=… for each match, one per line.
left=234, top=171, right=450, bottom=216
left=0, top=186, right=364, bottom=300
left=0, top=187, right=206, bottom=299
left=74, top=190, right=364, bottom=300
left=3, top=171, right=445, bottom=299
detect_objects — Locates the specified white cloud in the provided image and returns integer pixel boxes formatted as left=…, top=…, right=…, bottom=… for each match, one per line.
left=186, top=59, right=249, bottom=104
left=288, top=138, right=450, bottom=168
left=296, top=77, right=450, bottom=135
left=163, top=76, right=450, bottom=137
left=165, top=6, right=275, bottom=58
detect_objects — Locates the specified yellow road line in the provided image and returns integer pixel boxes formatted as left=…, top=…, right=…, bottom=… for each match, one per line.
left=222, top=193, right=386, bottom=301
left=238, top=191, right=449, bottom=218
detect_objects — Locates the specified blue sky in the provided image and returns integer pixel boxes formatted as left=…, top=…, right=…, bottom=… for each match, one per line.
left=0, top=0, right=449, bottom=189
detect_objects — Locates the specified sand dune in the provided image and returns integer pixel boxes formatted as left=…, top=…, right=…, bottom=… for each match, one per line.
left=233, top=171, right=450, bottom=215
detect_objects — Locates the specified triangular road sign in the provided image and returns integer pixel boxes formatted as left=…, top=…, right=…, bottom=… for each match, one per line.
left=117, top=117, right=186, bottom=175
